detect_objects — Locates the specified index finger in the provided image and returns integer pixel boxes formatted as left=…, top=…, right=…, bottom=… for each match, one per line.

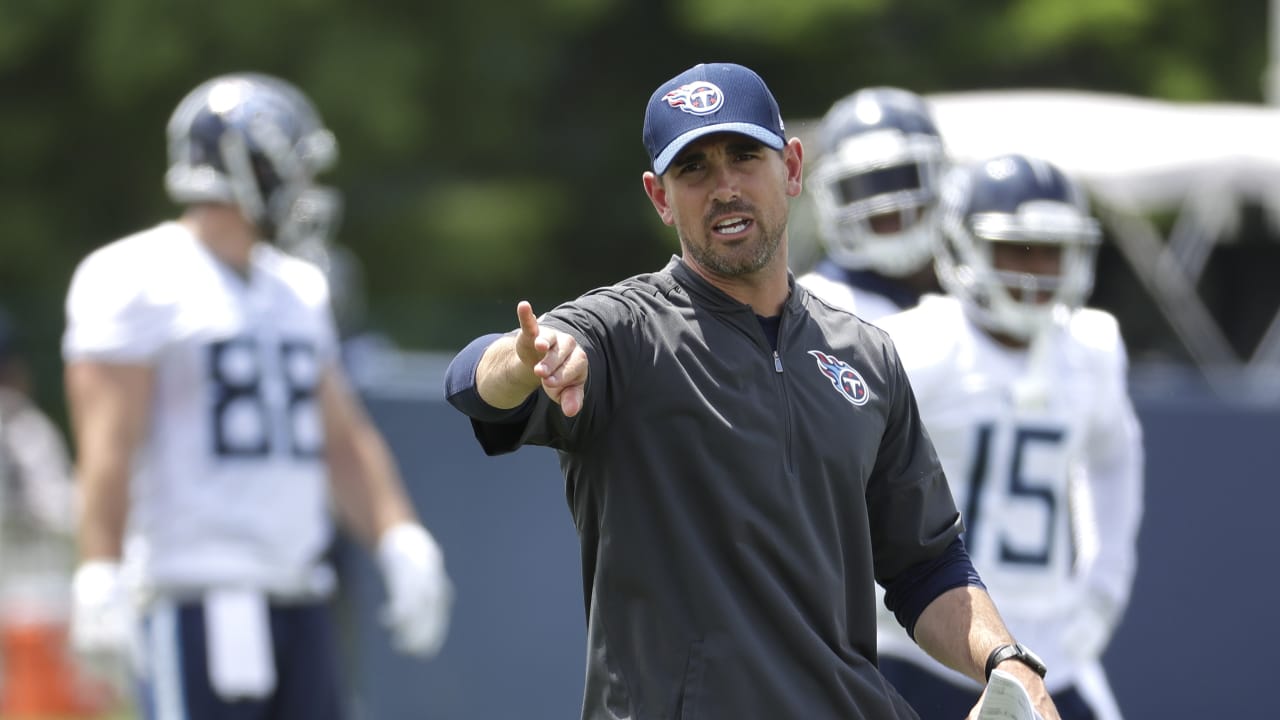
left=516, top=301, right=539, bottom=338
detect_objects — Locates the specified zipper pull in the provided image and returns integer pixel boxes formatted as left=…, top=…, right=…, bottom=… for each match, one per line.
left=773, top=350, right=783, bottom=373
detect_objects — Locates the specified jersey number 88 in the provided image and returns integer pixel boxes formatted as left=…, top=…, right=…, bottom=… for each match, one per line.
left=208, top=336, right=322, bottom=459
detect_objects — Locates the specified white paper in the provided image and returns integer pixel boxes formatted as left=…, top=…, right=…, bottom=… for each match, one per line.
left=975, top=668, right=1044, bottom=720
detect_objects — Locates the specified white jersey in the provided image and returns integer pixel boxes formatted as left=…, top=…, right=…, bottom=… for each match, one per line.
left=62, top=222, right=340, bottom=597
left=797, top=270, right=908, bottom=324
left=0, top=387, right=76, bottom=585
left=875, top=295, right=1144, bottom=692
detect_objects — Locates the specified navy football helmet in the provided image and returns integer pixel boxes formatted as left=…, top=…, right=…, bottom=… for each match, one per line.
left=936, top=154, right=1101, bottom=340
left=810, top=87, right=948, bottom=276
left=164, top=73, right=340, bottom=249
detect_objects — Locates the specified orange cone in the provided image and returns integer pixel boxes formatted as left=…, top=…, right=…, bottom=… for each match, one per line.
left=0, top=618, right=118, bottom=717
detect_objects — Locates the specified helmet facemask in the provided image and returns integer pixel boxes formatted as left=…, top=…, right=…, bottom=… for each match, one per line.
left=813, top=128, right=946, bottom=277
left=938, top=199, right=1100, bottom=341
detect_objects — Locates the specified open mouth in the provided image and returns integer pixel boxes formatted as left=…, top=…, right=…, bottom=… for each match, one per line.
left=712, top=216, right=753, bottom=236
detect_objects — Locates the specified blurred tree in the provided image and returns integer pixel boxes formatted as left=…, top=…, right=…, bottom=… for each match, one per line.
left=0, top=0, right=1269, bottom=418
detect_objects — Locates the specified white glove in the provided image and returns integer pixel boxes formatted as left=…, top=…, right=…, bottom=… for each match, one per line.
left=1061, top=590, right=1119, bottom=663
left=376, top=522, right=454, bottom=657
left=70, top=561, right=135, bottom=685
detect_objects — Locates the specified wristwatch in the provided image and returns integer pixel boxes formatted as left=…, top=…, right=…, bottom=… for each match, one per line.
left=984, top=642, right=1047, bottom=681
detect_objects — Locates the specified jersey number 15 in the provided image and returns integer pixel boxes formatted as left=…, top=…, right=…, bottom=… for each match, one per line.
left=964, top=424, right=1065, bottom=567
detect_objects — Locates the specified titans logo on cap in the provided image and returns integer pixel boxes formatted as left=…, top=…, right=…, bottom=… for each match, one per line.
left=808, top=350, right=870, bottom=406
left=663, top=81, right=724, bottom=116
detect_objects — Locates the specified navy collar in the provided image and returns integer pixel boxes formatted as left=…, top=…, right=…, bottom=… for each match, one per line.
left=665, top=256, right=805, bottom=316
left=813, top=257, right=923, bottom=311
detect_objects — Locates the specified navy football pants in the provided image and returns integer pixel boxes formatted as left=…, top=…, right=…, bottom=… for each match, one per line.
left=135, top=598, right=345, bottom=720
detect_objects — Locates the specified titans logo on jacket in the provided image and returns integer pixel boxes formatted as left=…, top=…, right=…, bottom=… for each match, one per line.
left=808, top=349, right=870, bottom=406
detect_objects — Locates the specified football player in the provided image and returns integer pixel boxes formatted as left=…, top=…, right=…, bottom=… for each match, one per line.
left=0, top=306, right=76, bottom=575
left=798, top=87, right=947, bottom=322
left=874, top=154, right=1144, bottom=720
left=0, top=308, right=93, bottom=714
left=61, top=73, right=453, bottom=720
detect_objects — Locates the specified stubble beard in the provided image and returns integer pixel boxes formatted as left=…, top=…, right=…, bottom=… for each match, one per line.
left=683, top=202, right=785, bottom=278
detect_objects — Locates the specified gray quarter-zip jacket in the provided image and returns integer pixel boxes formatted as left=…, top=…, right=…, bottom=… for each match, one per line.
left=466, top=257, right=960, bottom=720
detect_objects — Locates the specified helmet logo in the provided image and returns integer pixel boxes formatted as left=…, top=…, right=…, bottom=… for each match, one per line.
left=984, top=157, right=1017, bottom=181
left=207, top=79, right=248, bottom=114
left=808, top=350, right=870, bottom=406
left=853, top=97, right=883, bottom=125
left=663, top=82, right=724, bottom=116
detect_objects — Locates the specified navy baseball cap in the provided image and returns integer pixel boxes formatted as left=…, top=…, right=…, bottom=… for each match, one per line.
left=643, top=62, right=786, bottom=175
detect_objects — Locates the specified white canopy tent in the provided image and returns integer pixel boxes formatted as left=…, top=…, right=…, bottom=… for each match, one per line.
left=927, top=89, right=1280, bottom=214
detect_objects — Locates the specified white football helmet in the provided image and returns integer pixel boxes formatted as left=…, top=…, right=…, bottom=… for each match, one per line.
left=164, top=72, right=340, bottom=250
left=810, top=87, right=948, bottom=276
left=935, top=154, right=1102, bottom=340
